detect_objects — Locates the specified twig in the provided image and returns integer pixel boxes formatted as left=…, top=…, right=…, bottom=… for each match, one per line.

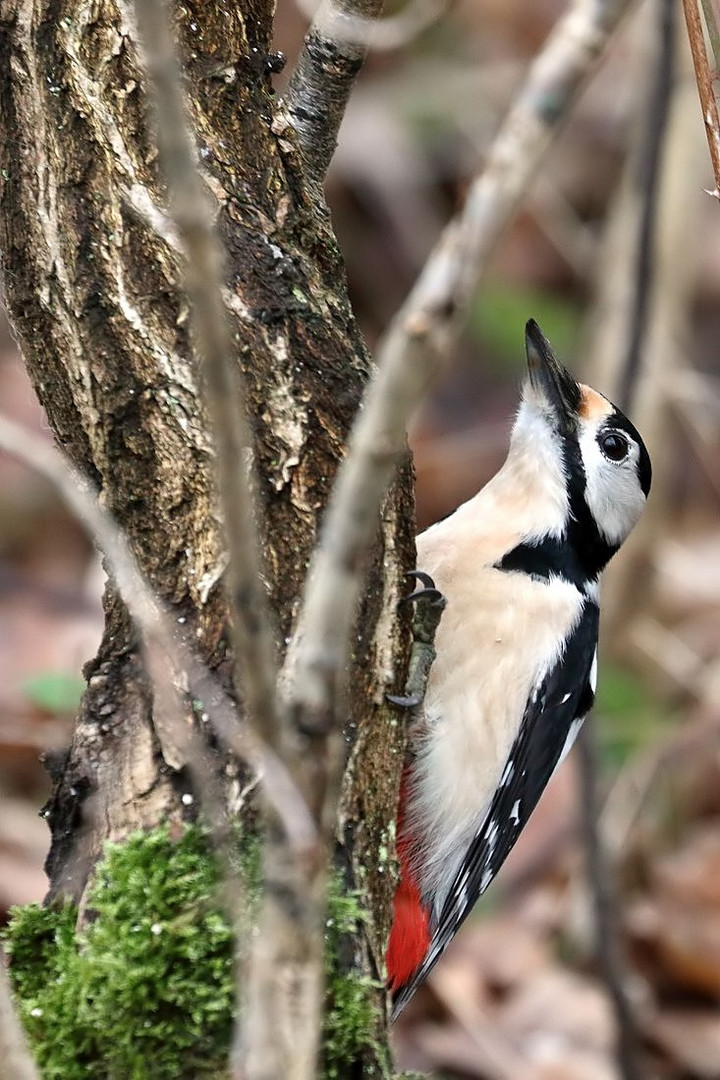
left=132, top=0, right=283, bottom=757
left=0, top=414, right=319, bottom=1069
left=0, top=414, right=316, bottom=860
left=579, top=4, right=675, bottom=1077
left=681, top=0, right=720, bottom=194
left=0, top=957, right=39, bottom=1080
left=285, top=0, right=447, bottom=186
left=618, top=0, right=676, bottom=409
left=130, top=6, right=330, bottom=1078
left=577, top=732, right=642, bottom=1080
left=287, top=0, right=634, bottom=821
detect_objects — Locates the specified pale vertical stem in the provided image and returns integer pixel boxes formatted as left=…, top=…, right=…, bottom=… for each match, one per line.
left=127, top=8, right=326, bottom=1078
left=580, top=8, right=706, bottom=1080
left=0, top=960, right=39, bottom=1080
left=681, top=0, right=720, bottom=191
left=132, top=0, right=282, bottom=756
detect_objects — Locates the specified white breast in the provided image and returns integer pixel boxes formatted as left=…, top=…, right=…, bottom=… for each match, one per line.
left=405, top=516, right=585, bottom=917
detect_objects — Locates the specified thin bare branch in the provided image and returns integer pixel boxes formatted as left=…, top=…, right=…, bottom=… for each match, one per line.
left=288, top=0, right=634, bottom=812
left=617, top=0, right=676, bottom=411
left=0, top=414, right=317, bottom=861
left=130, top=6, right=331, bottom=1077
left=292, top=0, right=445, bottom=49
left=577, top=731, right=642, bottom=1080
left=579, top=6, right=700, bottom=1077
left=131, top=0, right=283, bottom=755
left=285, top=0, right=447, bottom=185
left=0, top=958, right=39, bottom=1080
left=681, top=0, right=720, bottom=194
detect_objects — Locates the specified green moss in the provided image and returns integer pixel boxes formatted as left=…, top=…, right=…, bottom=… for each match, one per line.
left=322, top=872, right=390, bottom=1080
left=4, top=825, right=251, bottom=1079
left=5, top=826, right=388, bottom=1079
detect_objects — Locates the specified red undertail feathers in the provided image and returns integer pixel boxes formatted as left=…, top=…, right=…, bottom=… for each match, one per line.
left=386, top=774, right=430, bottom=993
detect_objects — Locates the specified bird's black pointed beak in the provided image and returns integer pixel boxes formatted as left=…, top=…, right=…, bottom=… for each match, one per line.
left=525, top=319, right=581, bottom=436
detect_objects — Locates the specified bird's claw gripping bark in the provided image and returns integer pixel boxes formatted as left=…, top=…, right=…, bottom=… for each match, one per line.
left=387, top=571, right=446, bottom=709
left=385, top=691, right=424, bottom=708
left=401, top=570, right=445, bottom=606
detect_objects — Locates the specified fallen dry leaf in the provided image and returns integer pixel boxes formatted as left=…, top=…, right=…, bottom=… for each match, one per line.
left=627, top=825, right=720, bottom=997
left=498, top=968, right=616, bottom=1056
left=449, top=915, right=552, bottom=992
left=648, top=1008, right=720, bottom=1079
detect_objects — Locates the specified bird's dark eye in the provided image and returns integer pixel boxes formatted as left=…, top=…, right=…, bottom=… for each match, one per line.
left=599, top=430, right=629, bottom=462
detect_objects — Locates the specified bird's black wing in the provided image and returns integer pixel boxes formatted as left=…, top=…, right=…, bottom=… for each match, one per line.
left=391, top=595, right=599, bottom=1020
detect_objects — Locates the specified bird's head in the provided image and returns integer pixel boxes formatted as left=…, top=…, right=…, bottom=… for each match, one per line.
left=512, top=319, right=651, bottom=576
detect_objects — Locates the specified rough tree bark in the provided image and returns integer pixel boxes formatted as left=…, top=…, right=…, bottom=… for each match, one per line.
left=0, top=0, right=412, bottom=1035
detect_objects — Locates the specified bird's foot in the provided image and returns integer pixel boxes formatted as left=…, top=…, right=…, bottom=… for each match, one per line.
left=401, top=570, right=444, bottom=606
left=387, top=571, right=446, bottom=708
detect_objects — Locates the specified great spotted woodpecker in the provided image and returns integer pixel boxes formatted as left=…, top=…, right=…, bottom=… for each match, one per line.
left=387, top=320, right=651, bottom=1018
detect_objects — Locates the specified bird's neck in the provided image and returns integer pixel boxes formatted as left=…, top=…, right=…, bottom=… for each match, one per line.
left=493, top=439, right=618, bottom=590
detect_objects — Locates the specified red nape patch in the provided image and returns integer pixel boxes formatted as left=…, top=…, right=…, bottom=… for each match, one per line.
left=386, top=872, right=431, bottom=991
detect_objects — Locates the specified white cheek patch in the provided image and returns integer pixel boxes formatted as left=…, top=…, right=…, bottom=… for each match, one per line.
left=578, top=426, right=646, bottom=545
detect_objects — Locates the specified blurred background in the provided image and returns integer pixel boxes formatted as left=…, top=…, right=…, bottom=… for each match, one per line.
left=2, top=0, right=720, bottom=1076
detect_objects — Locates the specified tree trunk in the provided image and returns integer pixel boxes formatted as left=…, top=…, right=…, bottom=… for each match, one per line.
left=0, top=0, right=412, bottom=1037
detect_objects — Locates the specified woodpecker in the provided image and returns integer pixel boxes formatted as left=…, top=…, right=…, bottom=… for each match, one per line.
left=387, top=319, right=651, bottom=1018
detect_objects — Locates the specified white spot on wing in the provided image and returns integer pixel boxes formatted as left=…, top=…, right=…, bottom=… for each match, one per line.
left=480, top=868, right=493, bottom=892
left=510, top=800, right=521, bottom=824
left=500, top=760, right=514, bottom=787
left=589, top=649, right=598, bottom=694
left=557, top=715, right=584, bottom=768
left=561, top=691, right=571, bottom=704
left=484, top=819, right=498, bottom=845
